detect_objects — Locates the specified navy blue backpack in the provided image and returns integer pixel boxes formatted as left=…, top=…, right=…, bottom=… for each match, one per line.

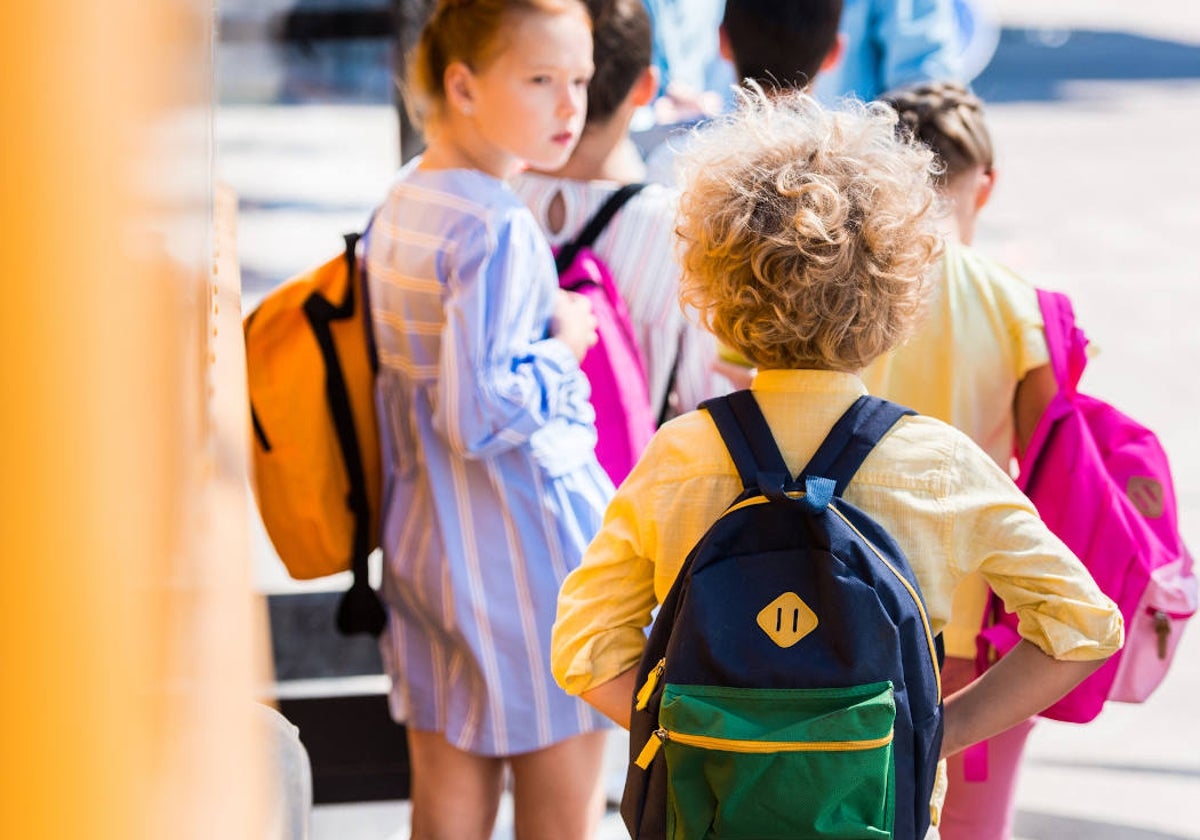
left=621, top=391, right=944, bottom=840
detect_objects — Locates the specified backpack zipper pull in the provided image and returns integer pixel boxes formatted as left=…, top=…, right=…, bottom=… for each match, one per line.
left=1154, top=610, right=1170, bottom=659
left=635, top=658, right=666, bottom=711
left=634, top=728, right=668, bottom=769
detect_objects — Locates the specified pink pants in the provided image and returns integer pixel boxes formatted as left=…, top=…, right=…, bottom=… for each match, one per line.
left=939, top=657, right=1037, bottom=840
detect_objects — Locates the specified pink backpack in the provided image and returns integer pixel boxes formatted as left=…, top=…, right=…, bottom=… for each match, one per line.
left=555, top=184, right=656, bottom=486
left=977, top=289, right=1197, bottom=723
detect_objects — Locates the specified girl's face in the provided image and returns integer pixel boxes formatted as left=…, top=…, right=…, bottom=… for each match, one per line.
left=458, top=8, right=593, bottom=177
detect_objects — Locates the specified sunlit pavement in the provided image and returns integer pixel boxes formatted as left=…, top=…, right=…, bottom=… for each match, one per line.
left=219, top=2, right=1200, bottom=837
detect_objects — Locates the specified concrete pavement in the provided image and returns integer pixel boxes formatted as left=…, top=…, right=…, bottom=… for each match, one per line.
left=219, top=2, right=1200, bottom=836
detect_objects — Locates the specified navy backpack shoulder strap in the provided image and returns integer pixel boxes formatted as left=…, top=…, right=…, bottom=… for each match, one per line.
left=701, top=390, right=790, bottom=496
left=801, top=396, right=914, bottom=496
left=554, top=183, right=647, bottom=274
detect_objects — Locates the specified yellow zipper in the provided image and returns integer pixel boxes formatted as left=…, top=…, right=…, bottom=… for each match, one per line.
left=635, top=658, right=666, bottom=711
left=635, top=729, right=667, bottom=768
left=635, top=726, right=894, bottom=769
left=829, top=505, right=942, bottom=704
left=724, top=493, right=804, bottom=516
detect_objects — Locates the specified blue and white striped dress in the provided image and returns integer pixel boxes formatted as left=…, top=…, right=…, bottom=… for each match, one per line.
left=366, top=166, right=613, bottom=756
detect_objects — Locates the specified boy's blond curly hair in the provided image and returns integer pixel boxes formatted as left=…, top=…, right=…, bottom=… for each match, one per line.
left=675, top=87, right=943, bottom=372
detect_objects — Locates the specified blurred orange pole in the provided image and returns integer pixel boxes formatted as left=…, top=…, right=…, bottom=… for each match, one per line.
left=0, top=1, right=268, bottom=838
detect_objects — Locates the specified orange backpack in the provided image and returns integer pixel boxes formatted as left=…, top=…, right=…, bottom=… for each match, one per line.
left=244, top=232, right=386, bottom=635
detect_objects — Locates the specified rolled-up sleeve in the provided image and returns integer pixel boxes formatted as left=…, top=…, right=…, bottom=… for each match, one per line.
left=945, top=435, right=1124, bottom=661
left=434, top=210, right=593, bottom=459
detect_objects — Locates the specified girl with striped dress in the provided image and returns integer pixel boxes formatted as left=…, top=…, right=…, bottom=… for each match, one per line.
left=365, top=1, right=611, bottom=836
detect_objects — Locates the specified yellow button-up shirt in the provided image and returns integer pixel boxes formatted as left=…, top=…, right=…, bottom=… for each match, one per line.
left=552, top=369, right=1122, bottom=696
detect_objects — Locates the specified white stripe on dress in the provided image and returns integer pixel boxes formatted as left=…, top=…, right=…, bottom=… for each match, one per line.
left=447, top=439, right=508, bottom=753
left=486, top=458, right=553, bottom=745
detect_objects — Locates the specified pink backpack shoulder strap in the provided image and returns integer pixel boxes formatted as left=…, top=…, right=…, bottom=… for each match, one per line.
left=1036, top=288, right=1089, bottom=397
left=1017, top=289, right=1091, bottom=490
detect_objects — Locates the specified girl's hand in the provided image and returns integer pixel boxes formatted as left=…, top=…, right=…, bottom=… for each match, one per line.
left=551, top=290, right=598, bottom=362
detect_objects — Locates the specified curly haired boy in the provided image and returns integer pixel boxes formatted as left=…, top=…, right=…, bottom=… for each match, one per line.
left=551, top=87, right=1122, bottom=834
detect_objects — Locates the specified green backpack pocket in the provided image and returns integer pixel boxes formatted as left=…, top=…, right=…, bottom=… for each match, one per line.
left=657, top=681, right=896, bottom=839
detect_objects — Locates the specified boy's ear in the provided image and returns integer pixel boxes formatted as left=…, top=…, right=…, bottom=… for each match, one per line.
left=819, top=34, right=845, bottom=74
left=630, top=66, right=659, bottom=108
left=718, top=24, right=734, bottom=64
left=443, top=61, right=477, bottom=116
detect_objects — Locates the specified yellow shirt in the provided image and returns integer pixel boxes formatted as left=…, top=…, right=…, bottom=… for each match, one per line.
left=861, top=243, right=1049, bottom=657
left=551, top=369, right=1122, bottom=697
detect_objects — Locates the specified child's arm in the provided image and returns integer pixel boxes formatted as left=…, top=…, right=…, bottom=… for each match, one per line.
left=929, top=428, right=1123, bottom=754
left=1014, top=363, right=1056, bottom=457
left=941, top=639, right=1107, bottom=758
left=434, top=212, right=595, bottom=459
left=581, top=668, right=638, bottom=730
left=552, top=430, right=668, bottom=718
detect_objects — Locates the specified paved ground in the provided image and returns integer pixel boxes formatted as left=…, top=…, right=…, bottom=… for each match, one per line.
left=218, top=2, right=1200, bottom=836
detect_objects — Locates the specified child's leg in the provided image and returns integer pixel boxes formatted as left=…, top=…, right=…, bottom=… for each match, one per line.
left=406, top=728, right=505, bottom=840
left=939, top=656, right=1037, bottom=840
left=508, top=730, right=608, bottom=840
left=941, top=718, right=1036, bottom=840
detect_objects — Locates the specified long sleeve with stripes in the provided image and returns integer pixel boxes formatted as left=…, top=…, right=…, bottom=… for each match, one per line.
left=433, top=206, right=596, bottom=461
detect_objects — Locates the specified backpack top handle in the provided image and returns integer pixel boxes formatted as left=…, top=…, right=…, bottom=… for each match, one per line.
left=702, top=390, right=914, bottom=500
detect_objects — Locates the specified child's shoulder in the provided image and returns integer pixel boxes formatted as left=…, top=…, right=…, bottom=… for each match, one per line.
left=656, top=406, right=1008, bottom=499
left=513, top=172, right=677, bottom=210
left=857, top=413, right=959, bottom=488
left=862, top=411, right=996, bottom=488
left=859, top=411, right=1018, bottom=499
left=942, top=242, right=1044, bottom=340
left=391, top=167, right=527, bottom=220
left=387, top=167, right=545, bottom=243
left=646, top=402, right=1019, bottom=511
left=510, top=173, right=678, bottom=251
left=622, top=181, right=679, bottom=221
left=642, top=406, right=743, bottom=480
left=944, top=241, right=1037, bottom=302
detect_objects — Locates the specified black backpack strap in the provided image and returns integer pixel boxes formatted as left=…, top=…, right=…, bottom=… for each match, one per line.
left=701, top=390, right=790, bottom=496
left=554, top=183, right=648, bottom=275
left=655, top=330, right=684, bottom=427
left=801, top=396, right=914, bottom=496
left=306, top=224, right=387, bottom=638
left=357, top=215, right=381, bottom=376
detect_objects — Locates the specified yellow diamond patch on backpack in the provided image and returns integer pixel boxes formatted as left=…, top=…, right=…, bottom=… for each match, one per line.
left=757, top=592, right=819, bottom=648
